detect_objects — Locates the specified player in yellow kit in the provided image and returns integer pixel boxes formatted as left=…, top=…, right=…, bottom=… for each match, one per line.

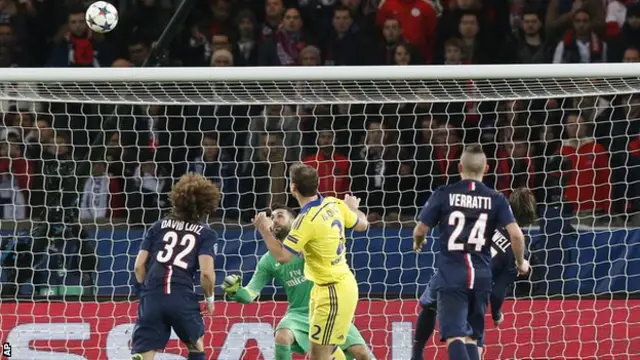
left=252, top=163, right=370, bottom=360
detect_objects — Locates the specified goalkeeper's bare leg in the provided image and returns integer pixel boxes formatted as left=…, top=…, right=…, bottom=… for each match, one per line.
left=274, top=329, right=296, bottom=360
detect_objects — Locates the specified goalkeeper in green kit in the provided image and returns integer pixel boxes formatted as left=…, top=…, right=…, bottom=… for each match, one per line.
left=222, top=205, right=370, bottom=360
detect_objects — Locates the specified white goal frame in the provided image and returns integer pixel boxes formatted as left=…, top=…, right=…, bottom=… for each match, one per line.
left=1, top=63, right=638, bottom=360
left=1, top=64, right=639, bottom=106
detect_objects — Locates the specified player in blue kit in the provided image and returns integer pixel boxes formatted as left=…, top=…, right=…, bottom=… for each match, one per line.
left=130, top=173, right=220, bottom=360
left=412, top=145, right=529, bottom=360
left=411, top=187, right=538, bottom=360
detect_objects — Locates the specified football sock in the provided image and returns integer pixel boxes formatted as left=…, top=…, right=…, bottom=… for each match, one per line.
left=332, top=346, right=347, bottom=360
left=412, top=307, right=437, bottom=360
left=187, top=352, right=205, bottom=360
left=448, top=339, right=470, bottom=360
left=466, top=344, right=480, bottom=360
left=274, top=343, right=293, bottom=360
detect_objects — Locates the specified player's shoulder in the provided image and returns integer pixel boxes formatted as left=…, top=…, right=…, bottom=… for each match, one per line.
left=298, top=196, right=336, bottom=221
left=149, top=219, right=166, bottom=231
left=258, top=252, right=277, bottom=268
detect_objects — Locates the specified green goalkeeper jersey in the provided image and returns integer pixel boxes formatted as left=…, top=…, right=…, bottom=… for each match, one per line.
left=230, top=253, right=312, bottom=314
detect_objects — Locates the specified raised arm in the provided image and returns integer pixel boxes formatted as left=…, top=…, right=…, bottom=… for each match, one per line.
left=341, top=194, right=369, bottom=232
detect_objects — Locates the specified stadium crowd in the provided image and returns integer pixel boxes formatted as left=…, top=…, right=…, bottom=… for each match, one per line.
left=0, top=0, right=638, bottom=232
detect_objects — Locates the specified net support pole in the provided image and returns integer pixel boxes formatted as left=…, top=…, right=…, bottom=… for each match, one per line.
left=75, top=0, right=197, bottom=191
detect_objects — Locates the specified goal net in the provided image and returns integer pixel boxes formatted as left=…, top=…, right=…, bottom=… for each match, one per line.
left=0, top=64, right=638, bottom=360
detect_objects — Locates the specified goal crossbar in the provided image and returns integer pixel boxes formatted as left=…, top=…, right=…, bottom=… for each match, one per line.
left=1, top=64, right=640, bottom=105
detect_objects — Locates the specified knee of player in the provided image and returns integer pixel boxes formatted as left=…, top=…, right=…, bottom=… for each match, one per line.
left=424, top=302, right=437, bottom=313
left=346, top=345, right=370, bottom=360
left=445, top=337, right=466, bottom=346
left=185, top=338, right=205, bottom=353
left=274, top=329, right=295, bottom=345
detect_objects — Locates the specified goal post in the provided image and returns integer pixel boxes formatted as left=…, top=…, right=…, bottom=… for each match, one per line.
left=0, top=64, right=638, bottom=360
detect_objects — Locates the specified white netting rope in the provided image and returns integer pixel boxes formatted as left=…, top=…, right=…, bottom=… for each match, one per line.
left=0, top=65, right=638, bottom=359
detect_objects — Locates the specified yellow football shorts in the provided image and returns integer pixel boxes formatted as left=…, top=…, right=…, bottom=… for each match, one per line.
left=308, top=274, right=358, bottom=345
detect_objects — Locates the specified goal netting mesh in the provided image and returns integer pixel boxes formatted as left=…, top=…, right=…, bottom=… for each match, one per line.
left=0, top=65, right=639, bottom=360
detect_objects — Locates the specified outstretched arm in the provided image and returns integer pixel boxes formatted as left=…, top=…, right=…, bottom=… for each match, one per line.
left=226, top=256, right=274, bottom=304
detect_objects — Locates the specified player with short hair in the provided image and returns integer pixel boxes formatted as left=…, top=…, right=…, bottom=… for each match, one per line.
left=411, top=187, right=538, bottom=360
left=413, top=144, right=529, bottom=360
left=222, top=205, right=370, bottom=360
left=130, top=173, right=220, bottom=360
left=252, top=163, right=370, bottom=360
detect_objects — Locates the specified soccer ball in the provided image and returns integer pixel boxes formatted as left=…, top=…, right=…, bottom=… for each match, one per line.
left=85, top=1, right=118, bottom=34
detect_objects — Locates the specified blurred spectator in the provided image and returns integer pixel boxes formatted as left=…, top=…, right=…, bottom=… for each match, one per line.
left=559, top=112, right=612, bottom=216
left=0, top=128, right=30, bottom=219
left=432, top=122, right=463, bottom=184
left=240, top=131, right=289, bottom=220
left=494, top=129, right=535, bottom=197
left=0, top=23, right=28, bottom=67
left=79, top=161, right=123, bottom=222
left=300, top=45, right=321, bottom=66
left=412, top=117, right=461, bottom=206
left=545, top=0, right=605, bottom=39
left=126, top=153, right=170, bottom=225
left=443, top=38, right=465, bottom=64
left=211, top=31, right=232, bottom=53
left=232, top=9, right=259, bottom=66
left=259, top=7, right=309, bottom=66
left=457, top=10, right=493, bottom=64
left=245, top=103, right=300, bottom=168
left=502, top=8, right=551, bottom=63
left=126, top=37, right=151, bottom=66
left=376, top=0, right=437, bottom=62
left=351, top=117, right=386, bottom=223
left=378, top=17, right=404, bottom=64
left=622, top=46, right=640, bottom=62
left=609, top=4, right=640, bottom=61
left=122, top=0, right=173, bottom=40
left=341, top=0, right=378, bottom=37
left=111, top=58, right=133, bottom=67
left=34, top=133, right=78, bottom=222
left=203, top=0, right=233, bottom=36
left=552, top=8, right=607, bottom=63
left=47, top=7, right=112, bottom=67
left=105, top=132, right=125, bottom=177
left=210, top=48, right=233, bottom=66
left=322, top=6, right=369, bottom=66
left=303, top=126, right=350, bottom=199
left=393, top=43, right=415, bottom=65
left=189, top=132, right=238, bottom=217
left=351, top=117, right=413, bottom=223
left=262, top=0, right=285, bottom=39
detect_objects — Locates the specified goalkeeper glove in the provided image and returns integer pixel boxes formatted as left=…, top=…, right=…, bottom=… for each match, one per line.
left=221, top=274, right=241, bottom=295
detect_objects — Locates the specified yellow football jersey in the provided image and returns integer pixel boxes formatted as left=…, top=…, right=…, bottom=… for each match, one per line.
left=282, top=196, right=359, bottom=285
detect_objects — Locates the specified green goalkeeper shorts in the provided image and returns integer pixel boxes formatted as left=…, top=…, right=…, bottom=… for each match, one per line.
left=276, top=311, right=367, bottom=357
